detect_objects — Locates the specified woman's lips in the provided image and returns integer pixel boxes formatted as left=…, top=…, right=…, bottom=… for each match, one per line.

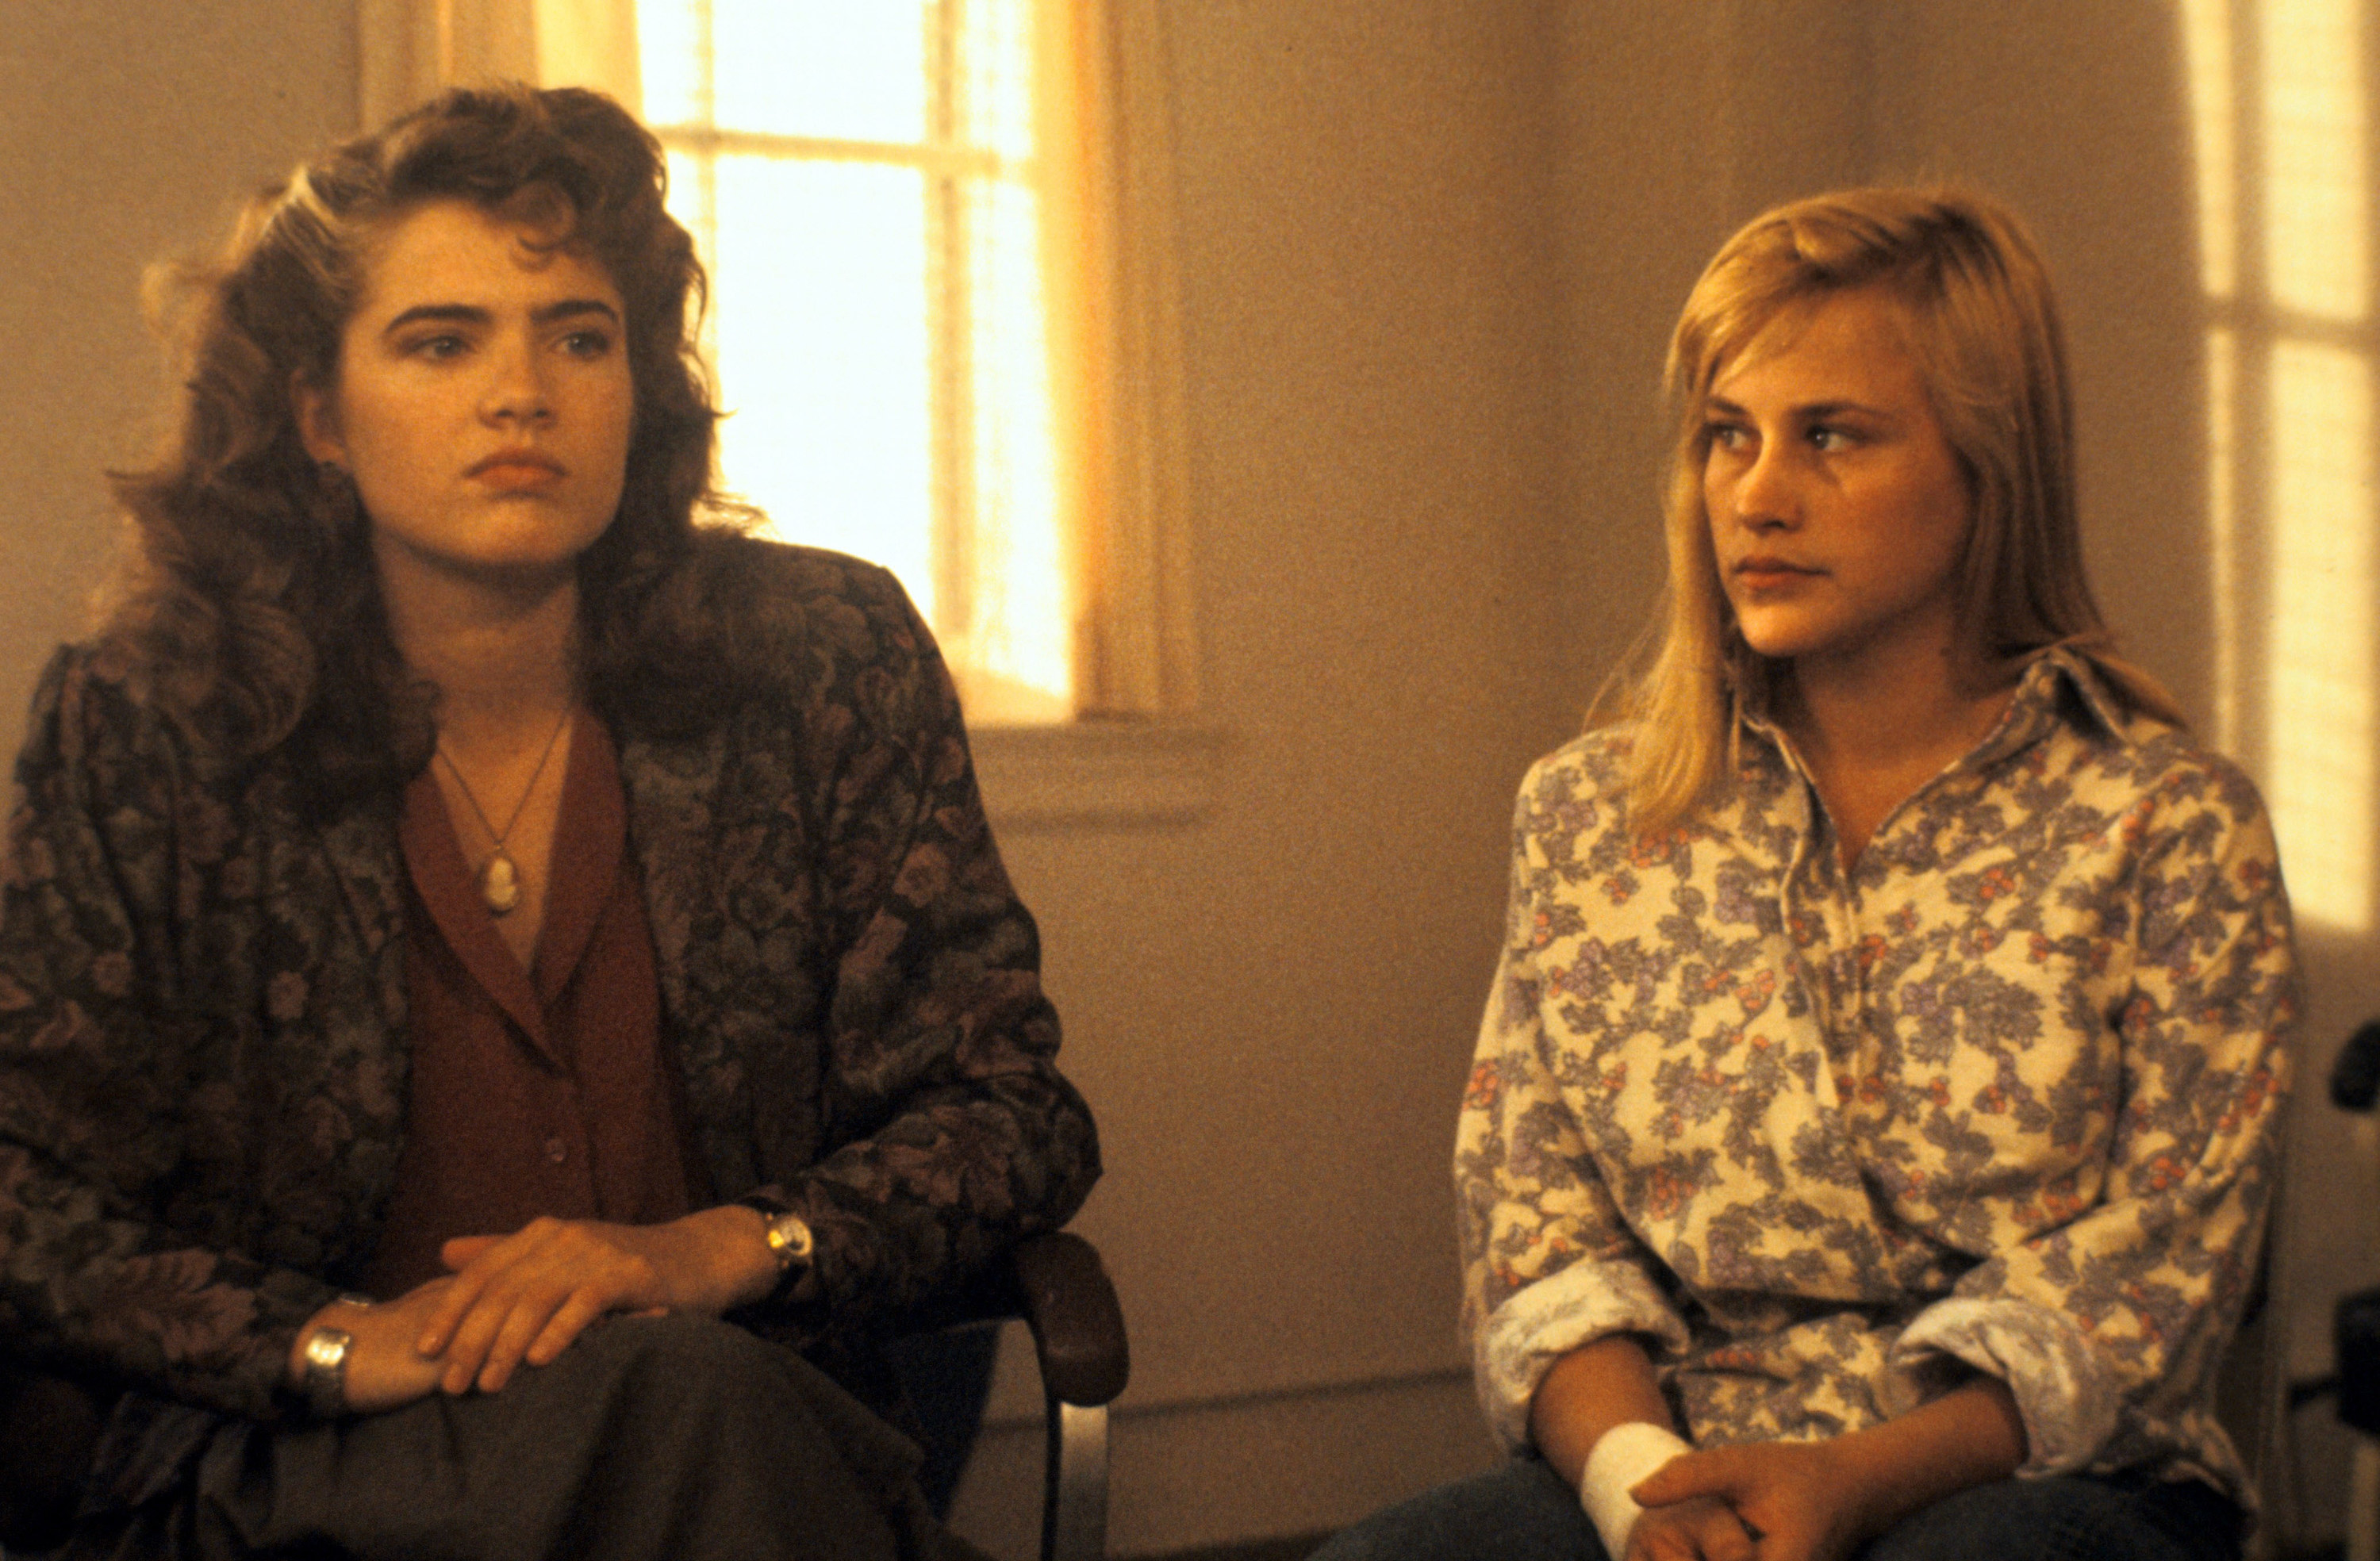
left=468, top=450, right=566, bottom=491
left=1733, top=557, right=1821, bottom=588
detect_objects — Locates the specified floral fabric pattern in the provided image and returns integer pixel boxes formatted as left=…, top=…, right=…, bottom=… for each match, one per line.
left=0, top=538, right=1099, bottom=1502
left=1458, top=649, right=2295, bottom=1503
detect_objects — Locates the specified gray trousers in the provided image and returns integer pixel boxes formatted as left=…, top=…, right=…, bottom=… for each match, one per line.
left=59, top=1315, right=987, bottom=1561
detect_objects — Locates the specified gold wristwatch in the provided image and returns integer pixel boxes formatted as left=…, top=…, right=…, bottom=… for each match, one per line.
left=737, top=1194, right=815, bottom=1294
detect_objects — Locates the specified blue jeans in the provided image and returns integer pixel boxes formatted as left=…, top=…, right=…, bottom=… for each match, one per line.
left=1309, top=1456, right=2244, bottom=1561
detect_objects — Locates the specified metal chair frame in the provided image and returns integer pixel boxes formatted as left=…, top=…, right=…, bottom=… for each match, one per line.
left=907, top=1229, right=1130, bottom=1561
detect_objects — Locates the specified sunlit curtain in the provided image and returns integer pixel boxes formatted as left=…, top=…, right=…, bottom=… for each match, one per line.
left=359, top=0, right=642, bottom=126
left=1041, top=0, right=1196, bottom=718
left=354, top=0, right=1196, bottom=725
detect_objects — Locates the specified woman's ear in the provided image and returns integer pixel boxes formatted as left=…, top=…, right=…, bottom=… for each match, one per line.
left=292, top=374, right=346, bottom=468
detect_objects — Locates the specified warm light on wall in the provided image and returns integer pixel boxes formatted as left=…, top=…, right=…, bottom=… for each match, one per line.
left=2267, top=341, right=2377, bottom=925
left=2184, top=0, right=2240, bottom=301
left=2262, top=0, right=2368, bottom=321
left=2186, top=0, right=2378, bottom=931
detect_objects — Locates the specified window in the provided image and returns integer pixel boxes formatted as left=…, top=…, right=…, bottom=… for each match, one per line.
left=357, top=0, right=1200, bottom=735
left=640, top=1, right=1069, bottom=722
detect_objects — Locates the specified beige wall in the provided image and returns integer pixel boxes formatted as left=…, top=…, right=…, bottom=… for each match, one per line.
left=962, top=6, right=1574, bottom=1548
left=0, top=3, right=358, bottom=765
left=1870, top=0, right=2211, bottom=711
left=6, top=2, right=2373, bottom=1555
left=1546, top=0, right=1877, bottom=706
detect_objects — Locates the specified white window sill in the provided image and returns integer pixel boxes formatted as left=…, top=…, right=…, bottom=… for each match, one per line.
left=969, top=720, right=1228, bottom=830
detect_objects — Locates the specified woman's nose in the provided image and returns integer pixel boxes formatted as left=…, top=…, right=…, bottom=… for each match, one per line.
left=481, top=338, right=553, bottom=425
left=1729, top=439, right=1800, bottom=529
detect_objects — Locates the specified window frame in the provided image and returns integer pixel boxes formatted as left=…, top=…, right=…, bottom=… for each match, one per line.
left=356, top=0, right=1217, bottom=821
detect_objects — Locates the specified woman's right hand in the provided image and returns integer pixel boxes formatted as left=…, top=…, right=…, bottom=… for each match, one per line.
left=1626, top=1493, right=1759, bottom=1561
left=1629, top=1441, right=1848, bottom=1560
left=1625, top=1379, right=2026, bottom=1561
left=286, top=1283, right=455, bottom=1415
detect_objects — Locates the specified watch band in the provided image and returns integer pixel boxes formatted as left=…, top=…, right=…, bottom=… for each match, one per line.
left=300, top=1293, right=374, bottom=1418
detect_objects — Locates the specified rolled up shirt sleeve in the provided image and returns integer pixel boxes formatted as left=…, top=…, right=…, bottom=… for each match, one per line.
left=1458, top=765, right=1690, bottom=1451
left=1887, top=761, right=2295, bottom=1476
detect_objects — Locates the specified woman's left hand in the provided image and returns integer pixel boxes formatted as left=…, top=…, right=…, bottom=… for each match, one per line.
left=1630, top=1440, right=1867, bottom=1561
left=1633, top=1378, right=2026, bottom=1559
left=416, top=1206, right=781, bottom=1394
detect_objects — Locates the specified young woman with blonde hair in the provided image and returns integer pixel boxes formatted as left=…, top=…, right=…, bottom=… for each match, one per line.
left=1319, top=189, right=2294, bottom=1561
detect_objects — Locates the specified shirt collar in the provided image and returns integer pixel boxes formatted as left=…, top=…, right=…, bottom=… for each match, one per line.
left=1733, top=641, right=2141, bottom=782
left=1967, top=643, right=2136, bottom=767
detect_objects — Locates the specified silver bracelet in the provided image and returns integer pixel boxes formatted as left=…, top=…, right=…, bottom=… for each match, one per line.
left=299, top=1293, right=374, bottom=1418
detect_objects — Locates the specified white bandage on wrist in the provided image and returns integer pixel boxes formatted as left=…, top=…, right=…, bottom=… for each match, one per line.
left=1578, top=1421, right=1692, bottom=1559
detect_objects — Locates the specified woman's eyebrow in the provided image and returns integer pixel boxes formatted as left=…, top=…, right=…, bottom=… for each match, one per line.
left=1704, top=392, right=1884, bottom=421
left=378, top=298, right=620, bottom=337
left=379, top=302, right=489, bottom=337
left=533, top=299, right=623, bottom=327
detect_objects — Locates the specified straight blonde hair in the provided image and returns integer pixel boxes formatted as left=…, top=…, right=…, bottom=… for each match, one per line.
left=1605, top=186, right=2179, bottom=835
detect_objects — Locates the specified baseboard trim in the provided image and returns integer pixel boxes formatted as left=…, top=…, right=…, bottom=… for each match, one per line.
left=947, top=1369, right=1499, bottom=1560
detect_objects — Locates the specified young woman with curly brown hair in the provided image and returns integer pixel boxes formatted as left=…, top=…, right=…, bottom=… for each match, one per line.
left=0, top=83, right=1095, bottom=1561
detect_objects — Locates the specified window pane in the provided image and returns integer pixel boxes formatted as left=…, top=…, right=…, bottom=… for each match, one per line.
left=706, top=156, right=935, bottom=615
left=662, top=148, right=712, bottom=257
left=961, top=0, right=1037, bottom=159
left=638, top=0, right=704, bottom=127
left=712, top=0, right=930, bottom=144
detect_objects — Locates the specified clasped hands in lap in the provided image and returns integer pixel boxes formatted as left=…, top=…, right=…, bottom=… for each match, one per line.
left=290, top=1205, right=779, bottom=1412
left=1613, top=1440, right=1869, bottom=1561
left=1541, top=1334, right=2024, bottom=1561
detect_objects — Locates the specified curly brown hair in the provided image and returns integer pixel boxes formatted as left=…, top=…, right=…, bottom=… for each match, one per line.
left=106, top=83, right=749, bottom=806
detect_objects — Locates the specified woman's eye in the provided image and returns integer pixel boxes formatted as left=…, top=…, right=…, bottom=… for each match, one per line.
left=560, top=329, right=614, bottom=359
left=408, top=334, right=467, bottom=361
left=1705, top=422, right=1749, bottom=451
left=1807, top=424, right=1853, bottom=451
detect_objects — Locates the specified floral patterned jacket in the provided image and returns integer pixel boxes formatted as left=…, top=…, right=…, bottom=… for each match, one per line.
left=0, top=539, right=1099, bottom=1502
left=1461, top=648, right=2295, bottom=1502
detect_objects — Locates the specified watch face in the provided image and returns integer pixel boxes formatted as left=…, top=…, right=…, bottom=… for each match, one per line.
left=769, top=1213, right=815, bottom=1266
left=305, top=1328, right=352, bottom=1370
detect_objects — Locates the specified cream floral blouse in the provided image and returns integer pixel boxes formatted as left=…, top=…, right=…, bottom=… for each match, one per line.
left=1459, top=649, right=2297, bottom=1502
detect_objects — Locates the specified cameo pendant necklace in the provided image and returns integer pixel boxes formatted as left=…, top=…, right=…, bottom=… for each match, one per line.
left=437, top=710, right=570, bottom=916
